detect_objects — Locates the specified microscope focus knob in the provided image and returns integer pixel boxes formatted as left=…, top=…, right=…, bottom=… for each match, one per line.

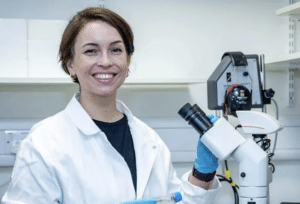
left=240, top=172, right=246, bottom=178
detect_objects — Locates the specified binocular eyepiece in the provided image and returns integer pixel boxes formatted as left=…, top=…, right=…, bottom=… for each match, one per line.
left=178, top=103, right=213, bottom=137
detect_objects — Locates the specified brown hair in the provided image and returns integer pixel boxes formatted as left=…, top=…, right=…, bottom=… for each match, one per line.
left=59, top=7, right=134, bottom=84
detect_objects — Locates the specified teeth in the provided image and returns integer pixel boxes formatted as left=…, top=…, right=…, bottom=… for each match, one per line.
left=94, top=74, right=113, bottom=79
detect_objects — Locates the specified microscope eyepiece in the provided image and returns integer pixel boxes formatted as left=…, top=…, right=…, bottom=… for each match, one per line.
left=178, top=103, right=213, bottom=137
left=178, top=103, right=193, bottom=120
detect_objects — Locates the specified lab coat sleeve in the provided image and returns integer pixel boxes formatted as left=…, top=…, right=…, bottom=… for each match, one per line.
left=180, top=171, right=221, bottom=203
left=165, top=144, right=221, bottom=204
left=1, top=136, right=62, bottom=204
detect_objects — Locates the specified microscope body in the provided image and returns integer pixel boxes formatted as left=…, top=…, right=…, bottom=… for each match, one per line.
left=201, top=116, right=268, bottom=204
left=179, top=102, right=283, bottom=204
left=179, top=52, right=283, bottom=203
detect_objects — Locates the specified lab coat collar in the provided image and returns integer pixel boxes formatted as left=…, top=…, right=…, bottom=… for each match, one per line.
left=64, top=93, right=137, bottom=136
left=65, top=93, right=158, bottom=198
left=64, top=93, right=99, bottom=135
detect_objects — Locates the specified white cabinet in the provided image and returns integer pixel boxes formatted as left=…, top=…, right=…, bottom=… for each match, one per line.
left=0, top=18, right=205, bottom=85
left=27, top=20, right=70, bottom=78
left=265, top=2, right=300, bottom=71
left=0, top=19, right=68, bottom=80
left=0, top=19, right=28, bottom=78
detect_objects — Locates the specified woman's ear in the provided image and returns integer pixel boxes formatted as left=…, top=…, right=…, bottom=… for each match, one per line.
left=127, top=54, right=132, bottom=65
left=66, top=59, right=75, bottom=76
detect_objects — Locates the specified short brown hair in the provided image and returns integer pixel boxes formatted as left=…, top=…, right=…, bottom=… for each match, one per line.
left=59, top=7, right=134, bottom=84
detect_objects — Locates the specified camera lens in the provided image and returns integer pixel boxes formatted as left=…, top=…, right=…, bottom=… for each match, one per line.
left=178, top=103, right=213, bottom=137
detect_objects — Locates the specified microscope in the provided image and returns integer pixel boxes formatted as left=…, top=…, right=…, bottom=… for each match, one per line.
left=178, top=52, right=283, bottom=204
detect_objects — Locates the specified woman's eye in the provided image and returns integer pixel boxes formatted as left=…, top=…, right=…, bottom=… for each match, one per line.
left=85, top=49, right=98, bottom=54
left=111, top=48, right=122, bottom=53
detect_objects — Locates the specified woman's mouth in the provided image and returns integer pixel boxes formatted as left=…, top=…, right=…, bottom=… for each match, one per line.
left=94, top=73, right=114, bottom=79
left=93, top=73, right=116, bottom=85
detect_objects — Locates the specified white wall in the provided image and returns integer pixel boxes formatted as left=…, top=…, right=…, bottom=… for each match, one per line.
left=1, top=0, right=298, bottom=203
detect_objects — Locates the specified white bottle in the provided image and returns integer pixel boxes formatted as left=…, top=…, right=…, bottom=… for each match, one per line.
left=154, top=192, right=182, bottom=204
left=119, top=192, right=182, bottom=204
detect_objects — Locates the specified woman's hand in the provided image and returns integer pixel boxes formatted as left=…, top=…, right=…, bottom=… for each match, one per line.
left=192, top=115, right=219, bottom=183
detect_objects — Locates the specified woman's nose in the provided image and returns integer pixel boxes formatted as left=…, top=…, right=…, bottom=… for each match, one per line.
left=97, top=52, right=113, bottom=68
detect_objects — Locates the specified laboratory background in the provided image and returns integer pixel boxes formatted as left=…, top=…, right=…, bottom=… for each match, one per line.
left=0, top=0, right=300, bottom=203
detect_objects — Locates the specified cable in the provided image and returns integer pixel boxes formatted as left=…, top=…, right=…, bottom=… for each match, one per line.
left=217, top=173, right=239, bottom=189
left=233, top=186, right=239, bottom=204
left=235, top=125, right=242, bottom=130
left=268, top=153, right=275, bottom=173
left=255, top=138, right=271, bottom=151
left=271, top=99, right=279, bottom=156
left=216, top=174, right=239, bottom=204
left=255, top=136, right=275, bottom=172
left=217, top=160, right=240, bottom=204
left=223, top=161, right=239, bottom=189
left=225, top=160, right=229, bottom=170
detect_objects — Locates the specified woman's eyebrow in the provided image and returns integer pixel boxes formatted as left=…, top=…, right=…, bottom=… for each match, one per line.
left=82, top=40, right=123, bottom=48
left=110, top=40, right=123, bottom=46
left=82, top=43, right=99, bottom=48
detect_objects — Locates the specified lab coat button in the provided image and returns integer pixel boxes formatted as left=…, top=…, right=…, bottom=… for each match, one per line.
left=153, top=146, right=156, bottom=149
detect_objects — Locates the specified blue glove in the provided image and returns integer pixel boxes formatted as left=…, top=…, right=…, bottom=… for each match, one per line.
left=120, top=198, right=156, bottom=204
left=194, top=114, right=219, bottom=174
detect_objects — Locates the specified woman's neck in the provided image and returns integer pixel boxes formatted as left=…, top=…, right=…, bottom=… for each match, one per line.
left=78, top=91, right=124, bottom=123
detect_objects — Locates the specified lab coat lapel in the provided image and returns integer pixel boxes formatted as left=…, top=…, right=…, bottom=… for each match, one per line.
left=116, top=100, right=158, bottom=199
left=130, top=125, right=157, bottom=199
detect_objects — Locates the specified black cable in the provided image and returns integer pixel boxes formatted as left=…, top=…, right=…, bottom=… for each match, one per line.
left=224, top=160, right=238, bottom=188
left=269, top=162, right=275, bottom=173
left=233, top=186, right=239, bottom=204
left=219, top=160, right=240, bottom=204
left=217, top=174, right=239, bottom=189
left=235, top=124, right=242, bottom=130
left=225, top=160, right=229, bottom=170
left=257, top=139, right=275, bottom=173
left=255, top=138, right=271, bottom=151
left=217, top=174, right=239, bottom=204
left=263, top=139, right=271, bottom=151
left=268, top=153, right=275, bottom=173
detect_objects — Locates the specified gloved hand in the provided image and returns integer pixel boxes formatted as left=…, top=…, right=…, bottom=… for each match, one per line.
left=194, top=114, right=219, bottom=174
left=120, top=198, right=156, bottom=204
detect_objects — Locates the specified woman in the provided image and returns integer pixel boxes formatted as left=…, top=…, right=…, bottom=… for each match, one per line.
left=2, top=7, right=220, bottom=204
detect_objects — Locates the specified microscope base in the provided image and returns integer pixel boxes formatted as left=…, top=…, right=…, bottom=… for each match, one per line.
left=240, top=197, right=267, bottom=204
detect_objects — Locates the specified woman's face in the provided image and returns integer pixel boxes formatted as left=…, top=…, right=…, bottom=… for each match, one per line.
left=68, top=20, right=130, bottom=97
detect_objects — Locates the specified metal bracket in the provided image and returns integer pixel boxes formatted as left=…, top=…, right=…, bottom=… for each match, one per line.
left=289, top=0, right=295, bottom=54
left=99, top=0, right=105, bottom=8
left=289, top=17, right=295, bottom=54
left=288, top=68, right=295, bottom=107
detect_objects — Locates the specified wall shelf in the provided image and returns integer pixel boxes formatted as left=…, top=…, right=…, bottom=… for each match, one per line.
left=125, top=77, right=206, bottom=85
left=265, top=52, right=300, bottom=71
left=267, top=3, right=300, bottom=72
left=0, top=155, right=16, bottom=167
left=276, top=2, right=300, bottom=17
left=0, top=77, right=206, bottom=85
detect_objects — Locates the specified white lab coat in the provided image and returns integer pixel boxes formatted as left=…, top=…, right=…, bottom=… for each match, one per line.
left=2, top=93, right=221, bottom=204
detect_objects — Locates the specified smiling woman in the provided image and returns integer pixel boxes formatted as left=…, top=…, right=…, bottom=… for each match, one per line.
left=68, top=21, right=129, bottom=100
left=59, top=7, right=134, bottom=84
left=59, top=8, right=135, bottom=123
left=1, top=7, right=221, bottom=204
